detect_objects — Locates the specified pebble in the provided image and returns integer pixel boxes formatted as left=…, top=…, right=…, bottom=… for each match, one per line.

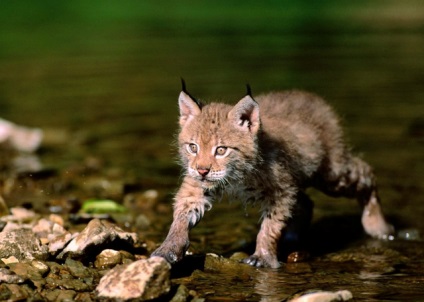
left=94, top=249, right=122, bottom=269
left=288, top=290, right=353, bottom=302
left=287, top=251, right=310, bottom=263
left=0, top=268, right=26, bottom=284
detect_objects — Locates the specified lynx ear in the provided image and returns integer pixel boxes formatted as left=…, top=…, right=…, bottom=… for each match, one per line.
left=179, top=91, right=201, bottom=126
left=228, top=95, right=260, bottom=134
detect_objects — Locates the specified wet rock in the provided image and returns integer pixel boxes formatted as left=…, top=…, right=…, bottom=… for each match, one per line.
left=66, top=258, right=94, bottom=279
left=288, top=290, right=353, bottom=302
left=32, top=218, right=69, bottom=245
left=1, top=221, right=29, bottom=233
left=8, top=262, right=46, bottom=289
left=0, top=283, right=34, bottom=301
left=170, top=284, right=190, bottom=302
left=94, top=249, right=122, bottom=269
left=57, top=218, right=138, bottom=260
left=1, top=256, right=19, bottom=265
left=96, top=256, right=171, bottom=301
left=0, top=268, right=26, bottom=284
left=287, top=251, right=310, bottom=263
left=49, top=232, right=76, bottom=254
left=229, top=251, right=249, bottom=262
left=1, top=207, right=38, bottom=224
left=44, top=260, right=99, bottom=292
left=0, top=118, right=43, bottom=152
left=43, top=289, right=76, bottom=302
left=48, top=214, right=64, bottom=226
left=205, top=253, right=254, bottom=274
left=0, top=229, right=48, bottom=261
left=31, top=260, right=50, bottom=276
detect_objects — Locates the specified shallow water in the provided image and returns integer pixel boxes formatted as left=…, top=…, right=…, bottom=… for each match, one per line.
left=1, top=1, right=423, bottom=301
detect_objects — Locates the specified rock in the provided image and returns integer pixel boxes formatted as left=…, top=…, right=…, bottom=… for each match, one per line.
left=32, top=218, right=68, bottom=244
left=96, top=256, right=171, bottom=301
left=1, top=222, right=29, bottom=233
left=57, top=218, right=138, bottom=260
left=8, top=262, right=46, bottom=289
left=31, top=260, right=50, bottom=276
left=49, top=232, right=76, bottom=254
left=0, top=118, right=43, bottom=152
left=94, top=249, right=122, bottom=269
left=205, top=253, right=254, bottom=275
left=44, top=260, right=99, bottom=292
left=1, top=256, right=19, bottom=265
left=170, top=284, right=190, bottom=302
left=287, top=251, right=310, bottom=263
left=288, top=290, right=353, bottom=302
left=0, top=268, right=26, bottom=284
left=0, top=283, right=33, bottom=301
left=229, top=251, right=249, bottom=262
left=43, top=289, right=76, bottom=302
left=0, top=207, right=37, bottom=224
left=0, top=229, right=48, bottom=261
left=49, top=214, right=64, bottom=226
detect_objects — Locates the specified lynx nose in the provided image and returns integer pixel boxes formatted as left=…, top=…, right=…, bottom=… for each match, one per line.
left=197, top=167, right=210, bottom=177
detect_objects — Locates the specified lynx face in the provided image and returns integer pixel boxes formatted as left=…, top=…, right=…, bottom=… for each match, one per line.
left=178, top=91, right=260, bottom=190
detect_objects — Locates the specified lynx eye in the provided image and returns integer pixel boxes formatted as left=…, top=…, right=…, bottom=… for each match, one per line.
left=187, top=143, right=198, bottom=154
left=215, top=146, right=228, bottom=157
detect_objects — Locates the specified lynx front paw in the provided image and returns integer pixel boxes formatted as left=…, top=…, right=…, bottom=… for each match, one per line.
left=242, top=254, right=281, bottom=269
left=362, top=198, right=394, bottom=239
left=151, top=239, right=190, bottom=264
left=362, top=213, right=394, bottom=239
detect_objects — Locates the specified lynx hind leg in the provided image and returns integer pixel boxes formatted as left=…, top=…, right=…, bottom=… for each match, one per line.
left=283, top=192, right=313, bottom=245
left=243, top=192, right=299, bottom=269
left=322, top=155, right=394, bottom=239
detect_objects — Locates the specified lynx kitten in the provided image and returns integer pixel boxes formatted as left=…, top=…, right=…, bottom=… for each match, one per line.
left=152, top=84, right=393, bottom=268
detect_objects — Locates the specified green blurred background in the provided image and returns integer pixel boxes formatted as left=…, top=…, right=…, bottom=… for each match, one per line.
left=0, top=0, right=423, bottom=209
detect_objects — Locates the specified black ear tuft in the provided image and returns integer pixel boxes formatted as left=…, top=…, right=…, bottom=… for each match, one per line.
left=181, top=77, right=188, bottom=94
left=246, top=83, right=252, bottom=97
left=180, top=78, right=202, bottom=108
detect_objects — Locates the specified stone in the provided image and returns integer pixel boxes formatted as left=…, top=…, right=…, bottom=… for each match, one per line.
left=9, top=207, right=37, bottom=223
left=288, top=290, right=353, bottom=302
left=1, top=256, right=19, bottom=265
left=0, top=118, right=43, bottom=152
left=94, top=249, right=122, bottom=269
left=0, top=268, right=26, bottom=284
left=170, top=284, right=190, bottom=302
left=65, top=258, right=93, bottom=279
left=96, top=256, right=171, bottom=301
left=49, top=232, right=76, bottom=254
left=31, top=260, right=50, bottom=276
left=0, top=229, right=48, bottom=261
left=57, top=218, right=138, bottom=260
left=32, top=218, right=68, bottom=243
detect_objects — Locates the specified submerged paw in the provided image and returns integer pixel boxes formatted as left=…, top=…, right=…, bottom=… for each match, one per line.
left=151, top=249, right=180, bottom=264
left=242, top=255, right=281, bottom=269
left=362, top=212, right=395, bottom=239
left=151, top=241, right=189, bottom=264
